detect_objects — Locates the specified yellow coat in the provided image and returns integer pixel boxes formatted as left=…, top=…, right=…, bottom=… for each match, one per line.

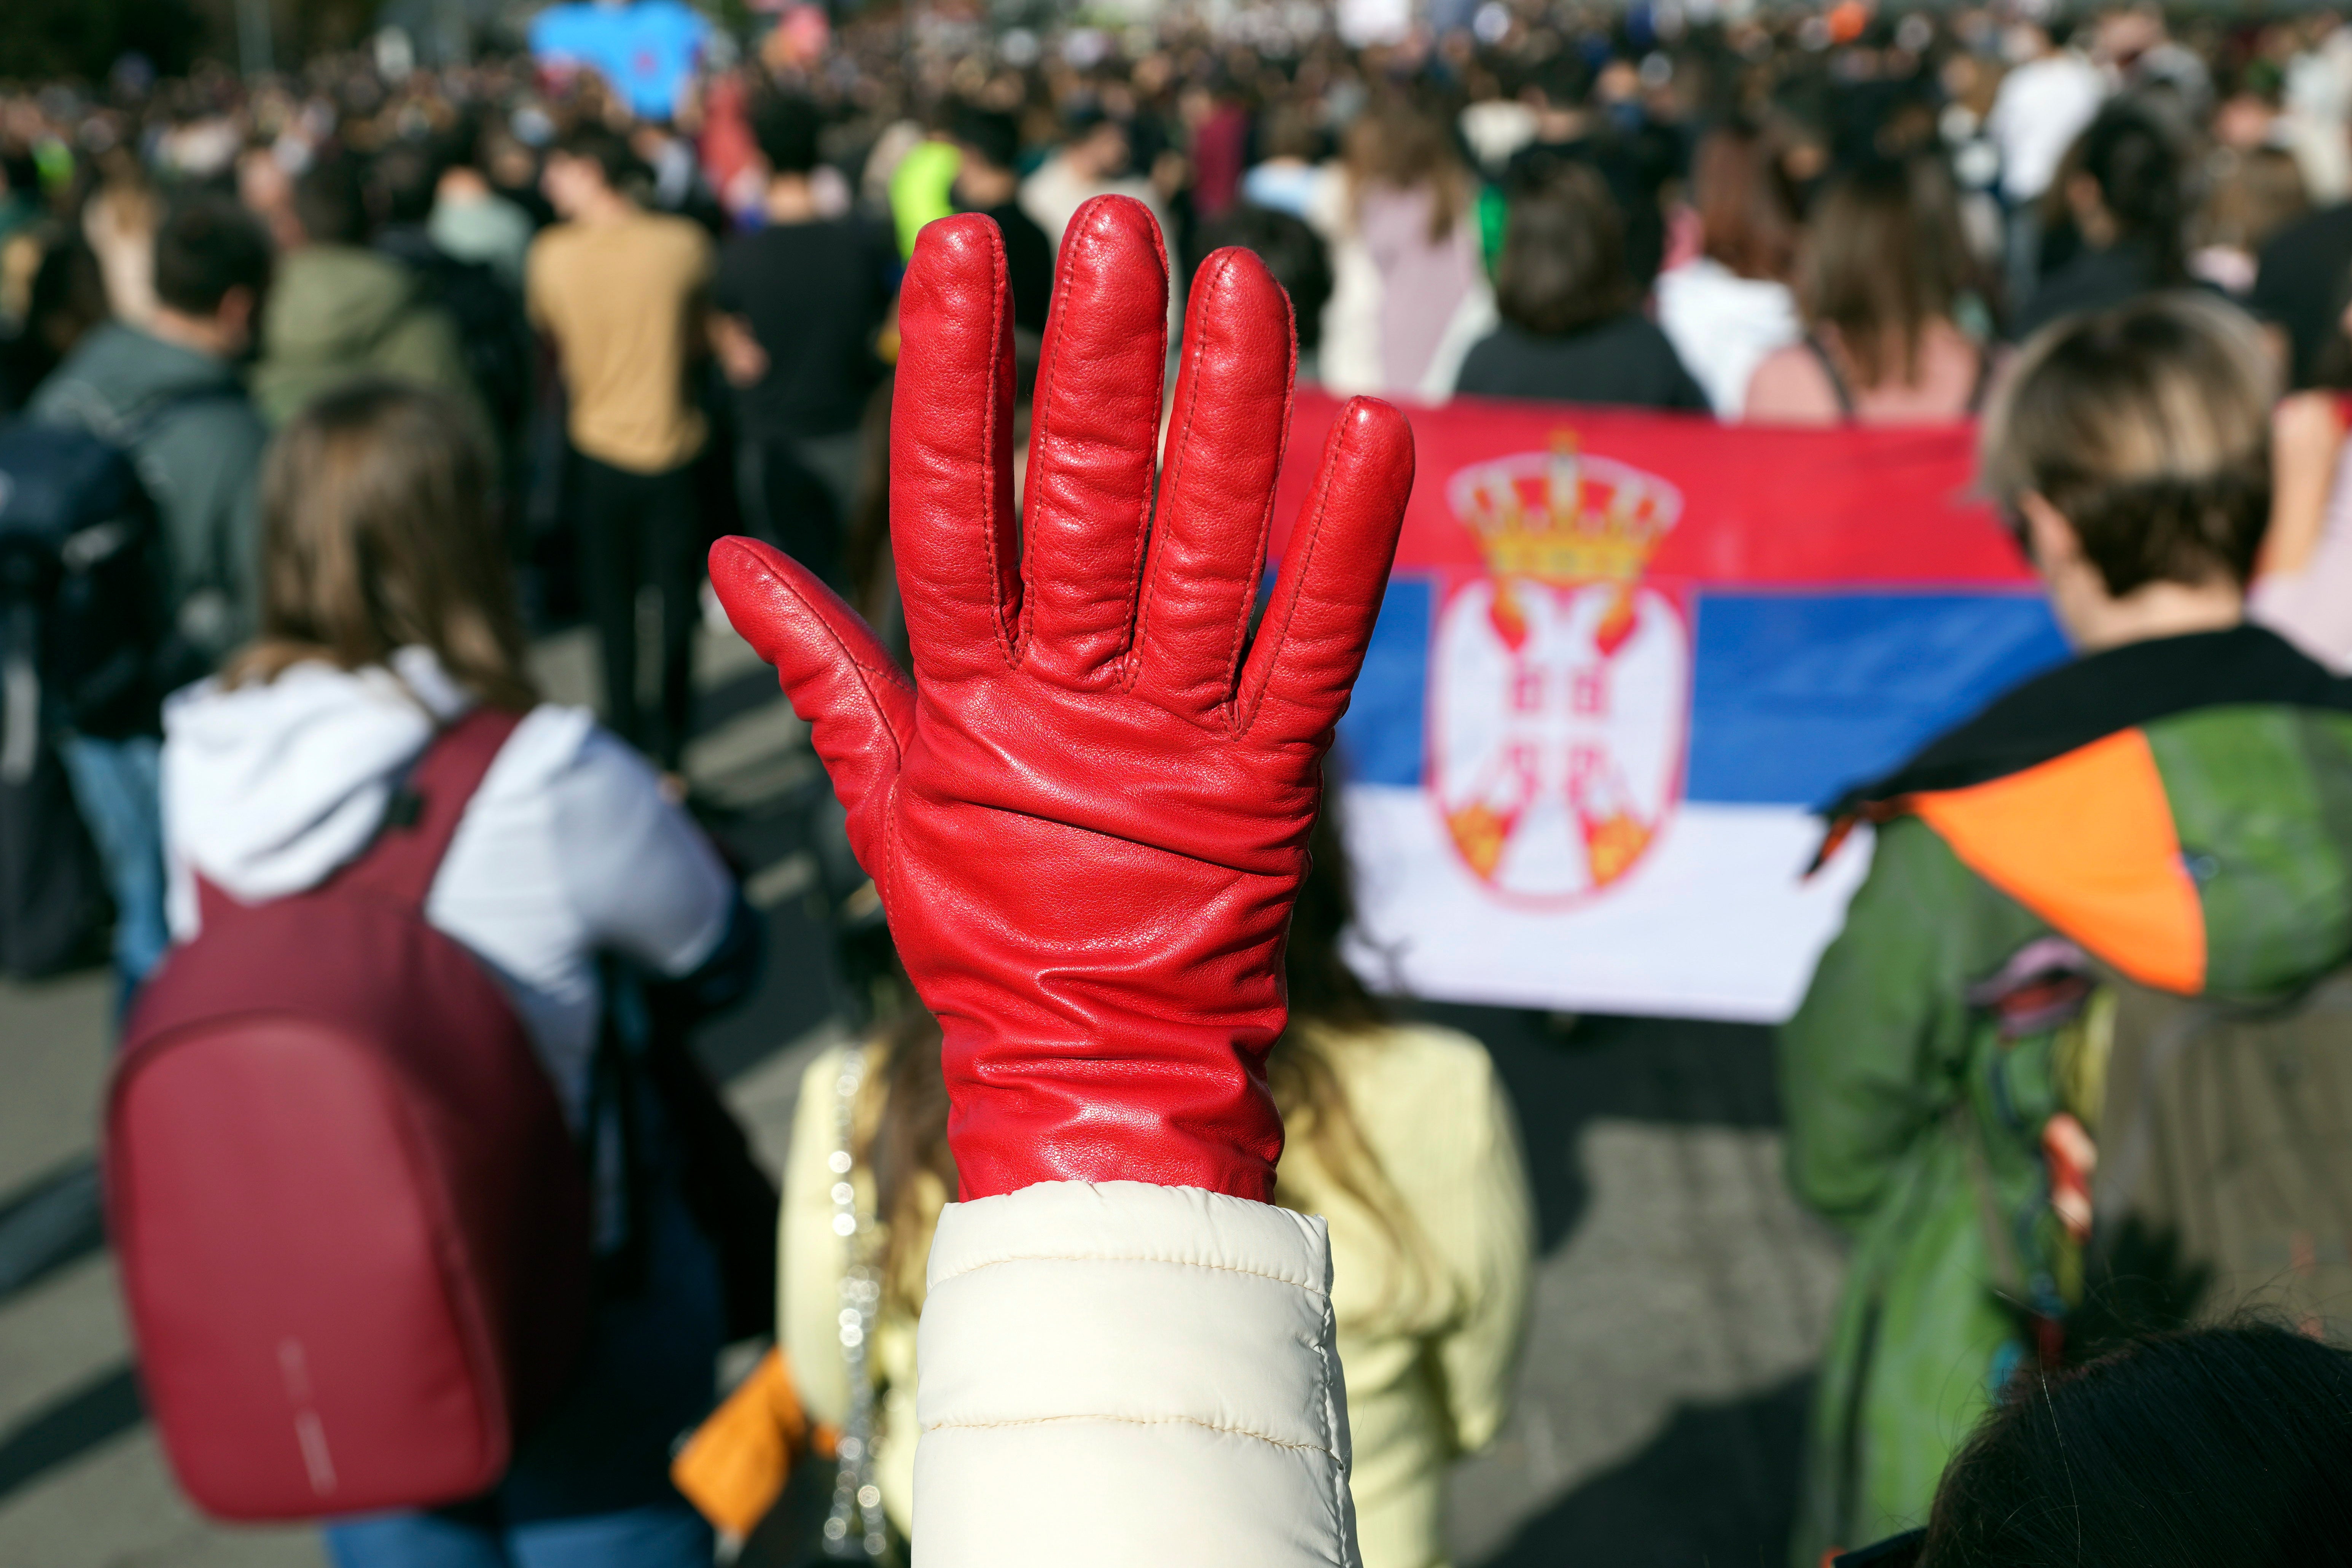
left=779, top=1021, right=1535, bottom=1567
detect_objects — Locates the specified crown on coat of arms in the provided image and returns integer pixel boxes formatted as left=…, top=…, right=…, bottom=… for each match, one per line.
left=1451, top=432, right=1680, bottom=585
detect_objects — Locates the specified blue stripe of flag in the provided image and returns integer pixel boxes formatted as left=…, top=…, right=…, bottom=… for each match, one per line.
left=1686, top=592, right=2065, bottom=806
left=1331, top=578, right=2066, bottom=807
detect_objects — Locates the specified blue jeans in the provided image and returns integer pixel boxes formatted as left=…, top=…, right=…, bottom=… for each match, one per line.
left=57, top=733, right=167, bottom=999
left=323, top=1184, right=724, bottom=1568
left=321, top=1505, right=710, bottom=1568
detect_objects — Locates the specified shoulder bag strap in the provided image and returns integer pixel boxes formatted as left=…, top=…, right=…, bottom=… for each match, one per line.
left=333, top=705, right=527, bottom=910
left=1963, top=339, right=1995, bottom=417
left=1804, top=333, right=1858, bottom=421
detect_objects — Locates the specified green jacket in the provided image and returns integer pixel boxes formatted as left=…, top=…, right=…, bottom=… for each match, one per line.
left=31, top=322, right=269, bottom=663
left=1780, top=624, right=2352, bottom=1564
left=252, top=245, right=490, bottom=440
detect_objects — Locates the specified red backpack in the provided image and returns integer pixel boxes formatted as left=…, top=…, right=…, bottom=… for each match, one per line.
left=108, top=707, right=592, bottom=1521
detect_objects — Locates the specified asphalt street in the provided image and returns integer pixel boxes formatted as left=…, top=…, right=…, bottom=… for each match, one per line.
left=0, top=621, right=1847, bottom=1568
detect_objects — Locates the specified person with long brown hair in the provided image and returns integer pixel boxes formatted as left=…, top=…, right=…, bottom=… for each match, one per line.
left=779, top=788, right=1535, bottom=1568
left=1455, top=160, right=1708, bottom=408
left=1744, top=157, right=1994, bottom=425
left=158, top=380, right=751, bottom=1568
left=1655, top=121, right=1805, bottom=417
left=1317, top=96, right=1491, bottom=398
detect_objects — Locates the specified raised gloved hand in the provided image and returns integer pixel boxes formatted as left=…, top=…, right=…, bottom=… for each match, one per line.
left=711, top=195, right=1412, bottom=1204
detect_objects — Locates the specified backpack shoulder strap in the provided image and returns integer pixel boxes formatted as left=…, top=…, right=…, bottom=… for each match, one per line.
left=333, top=706, right=527, bottom=910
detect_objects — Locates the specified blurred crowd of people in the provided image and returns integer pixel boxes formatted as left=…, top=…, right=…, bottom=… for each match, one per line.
left=14, top=3, right=2352, bottom=661
left=10, top=3, right=2352, bottom=1566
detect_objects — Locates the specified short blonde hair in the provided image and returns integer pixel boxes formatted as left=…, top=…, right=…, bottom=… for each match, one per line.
left=1980, top=293, right=2277, bottom=594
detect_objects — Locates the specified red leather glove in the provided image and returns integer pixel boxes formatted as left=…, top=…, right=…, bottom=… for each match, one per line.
left=711, top=196, right=1412, bottom=1202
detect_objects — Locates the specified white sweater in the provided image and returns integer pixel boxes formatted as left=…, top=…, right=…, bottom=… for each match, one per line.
left=159, top=646, right=733, bottom=1124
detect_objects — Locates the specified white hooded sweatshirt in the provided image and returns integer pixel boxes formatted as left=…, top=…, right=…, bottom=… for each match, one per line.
left=159, top=646, right=732, bottom=1124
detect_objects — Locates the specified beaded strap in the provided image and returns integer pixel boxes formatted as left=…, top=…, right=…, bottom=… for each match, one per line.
left=821, top=1047, right=892, bottom=1561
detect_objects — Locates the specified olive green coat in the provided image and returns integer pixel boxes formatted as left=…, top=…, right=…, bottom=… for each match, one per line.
left=1781, top=686, right=2352, bottom=1564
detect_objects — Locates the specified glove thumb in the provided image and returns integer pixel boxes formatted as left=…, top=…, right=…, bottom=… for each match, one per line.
left=708, top=536, right=913, bottom=876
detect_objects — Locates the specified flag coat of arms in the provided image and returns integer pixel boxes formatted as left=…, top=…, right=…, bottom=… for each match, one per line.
left=1272, top=392, right=2068, bottom=1022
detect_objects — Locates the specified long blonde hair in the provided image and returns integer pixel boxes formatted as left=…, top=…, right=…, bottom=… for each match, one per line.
left=225, top=380, right=537, bottom=711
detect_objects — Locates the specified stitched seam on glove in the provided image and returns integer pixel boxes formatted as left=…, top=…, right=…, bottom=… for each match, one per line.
left=1235, top=406, right=1351, bottom=739
left=1113, top=359, right=1162, bottom=678
left=930, top=1251, right=1330, bottom=1295
left=1125, top=250, right=1221, bottom=697
left=1219, top=256, right=1293, bottom=712
left=851, top=657, right=913, bottom=699
left=1220, top=408, right=1286, bottom=716
left=980, top=234, right=1021, bottom=670
left=922, top=1412, right=1339, bottom=1457
left=1018, top=221, right=1092, bottom=666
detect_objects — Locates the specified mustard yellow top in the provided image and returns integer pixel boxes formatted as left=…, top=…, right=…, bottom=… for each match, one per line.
left=525, top=211, right=711, bottom=474
left=779, top=1022, right=1535, bottom=1566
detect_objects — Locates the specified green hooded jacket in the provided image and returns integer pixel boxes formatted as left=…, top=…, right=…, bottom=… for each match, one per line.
left=252, top=244, right=490, bottom=441
left=1780, top=624, right=2352, bottom=1564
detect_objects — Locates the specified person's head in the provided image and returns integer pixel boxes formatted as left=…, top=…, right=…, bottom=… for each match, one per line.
left=2003, top=19, right=2059, bottom=64
left=1196, top=206, right=1333, bottom=354
left=752, top=91, right=822, bottom=179
left=1529, top=49, right=1597, bottom=135
left=226, top=381, right=536, bottom=712
left=1062, top=107, right=1130, bottom=180
left=1980, top=293, right=2275, bottom=649
left=950, top=101, right=1022, bottom=207
left=1914, top=1324, right=2352, bottom=1568
left=1800, top=157, right=1971, bottom=391
left=2197, top=144, right=2308, bottom=256
left=1693, top=121, right=1801, bottom=283
left=949, top=101, right=1020, bottom=177
left=1346, top=98, right=1468, bottom=241
left=541, top=125, right=638, bottom=219
left=291, top=153, right=371, bottom=247
left=368, top=138, right=442, bottom=228
left=1494, top=160, right=1635, bottom=338
left=150, top=195, right=273, bottom=357
left=1256, top=100, right=1325, bottom=166
left=22, top=233, right=109, bottom=367
left=237, top=143, right=303, bottom=252
left=2065, top=101, right=2187, bottom=272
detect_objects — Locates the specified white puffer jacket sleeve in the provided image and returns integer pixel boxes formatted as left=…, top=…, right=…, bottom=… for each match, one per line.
left=912, top=1180, right=1359, bottom=1567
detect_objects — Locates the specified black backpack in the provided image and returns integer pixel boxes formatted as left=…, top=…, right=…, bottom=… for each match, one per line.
left=0, top=417, right=189, bottom=976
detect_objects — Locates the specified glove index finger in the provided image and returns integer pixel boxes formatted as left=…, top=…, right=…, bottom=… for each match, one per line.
left=709, top=536, right=912, bottom=865
left=1236, top=398, right=1414, bottom=750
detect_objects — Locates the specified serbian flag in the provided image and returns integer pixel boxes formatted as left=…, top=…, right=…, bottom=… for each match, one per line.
left=1273, top=391, right=2068, bottom=1022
